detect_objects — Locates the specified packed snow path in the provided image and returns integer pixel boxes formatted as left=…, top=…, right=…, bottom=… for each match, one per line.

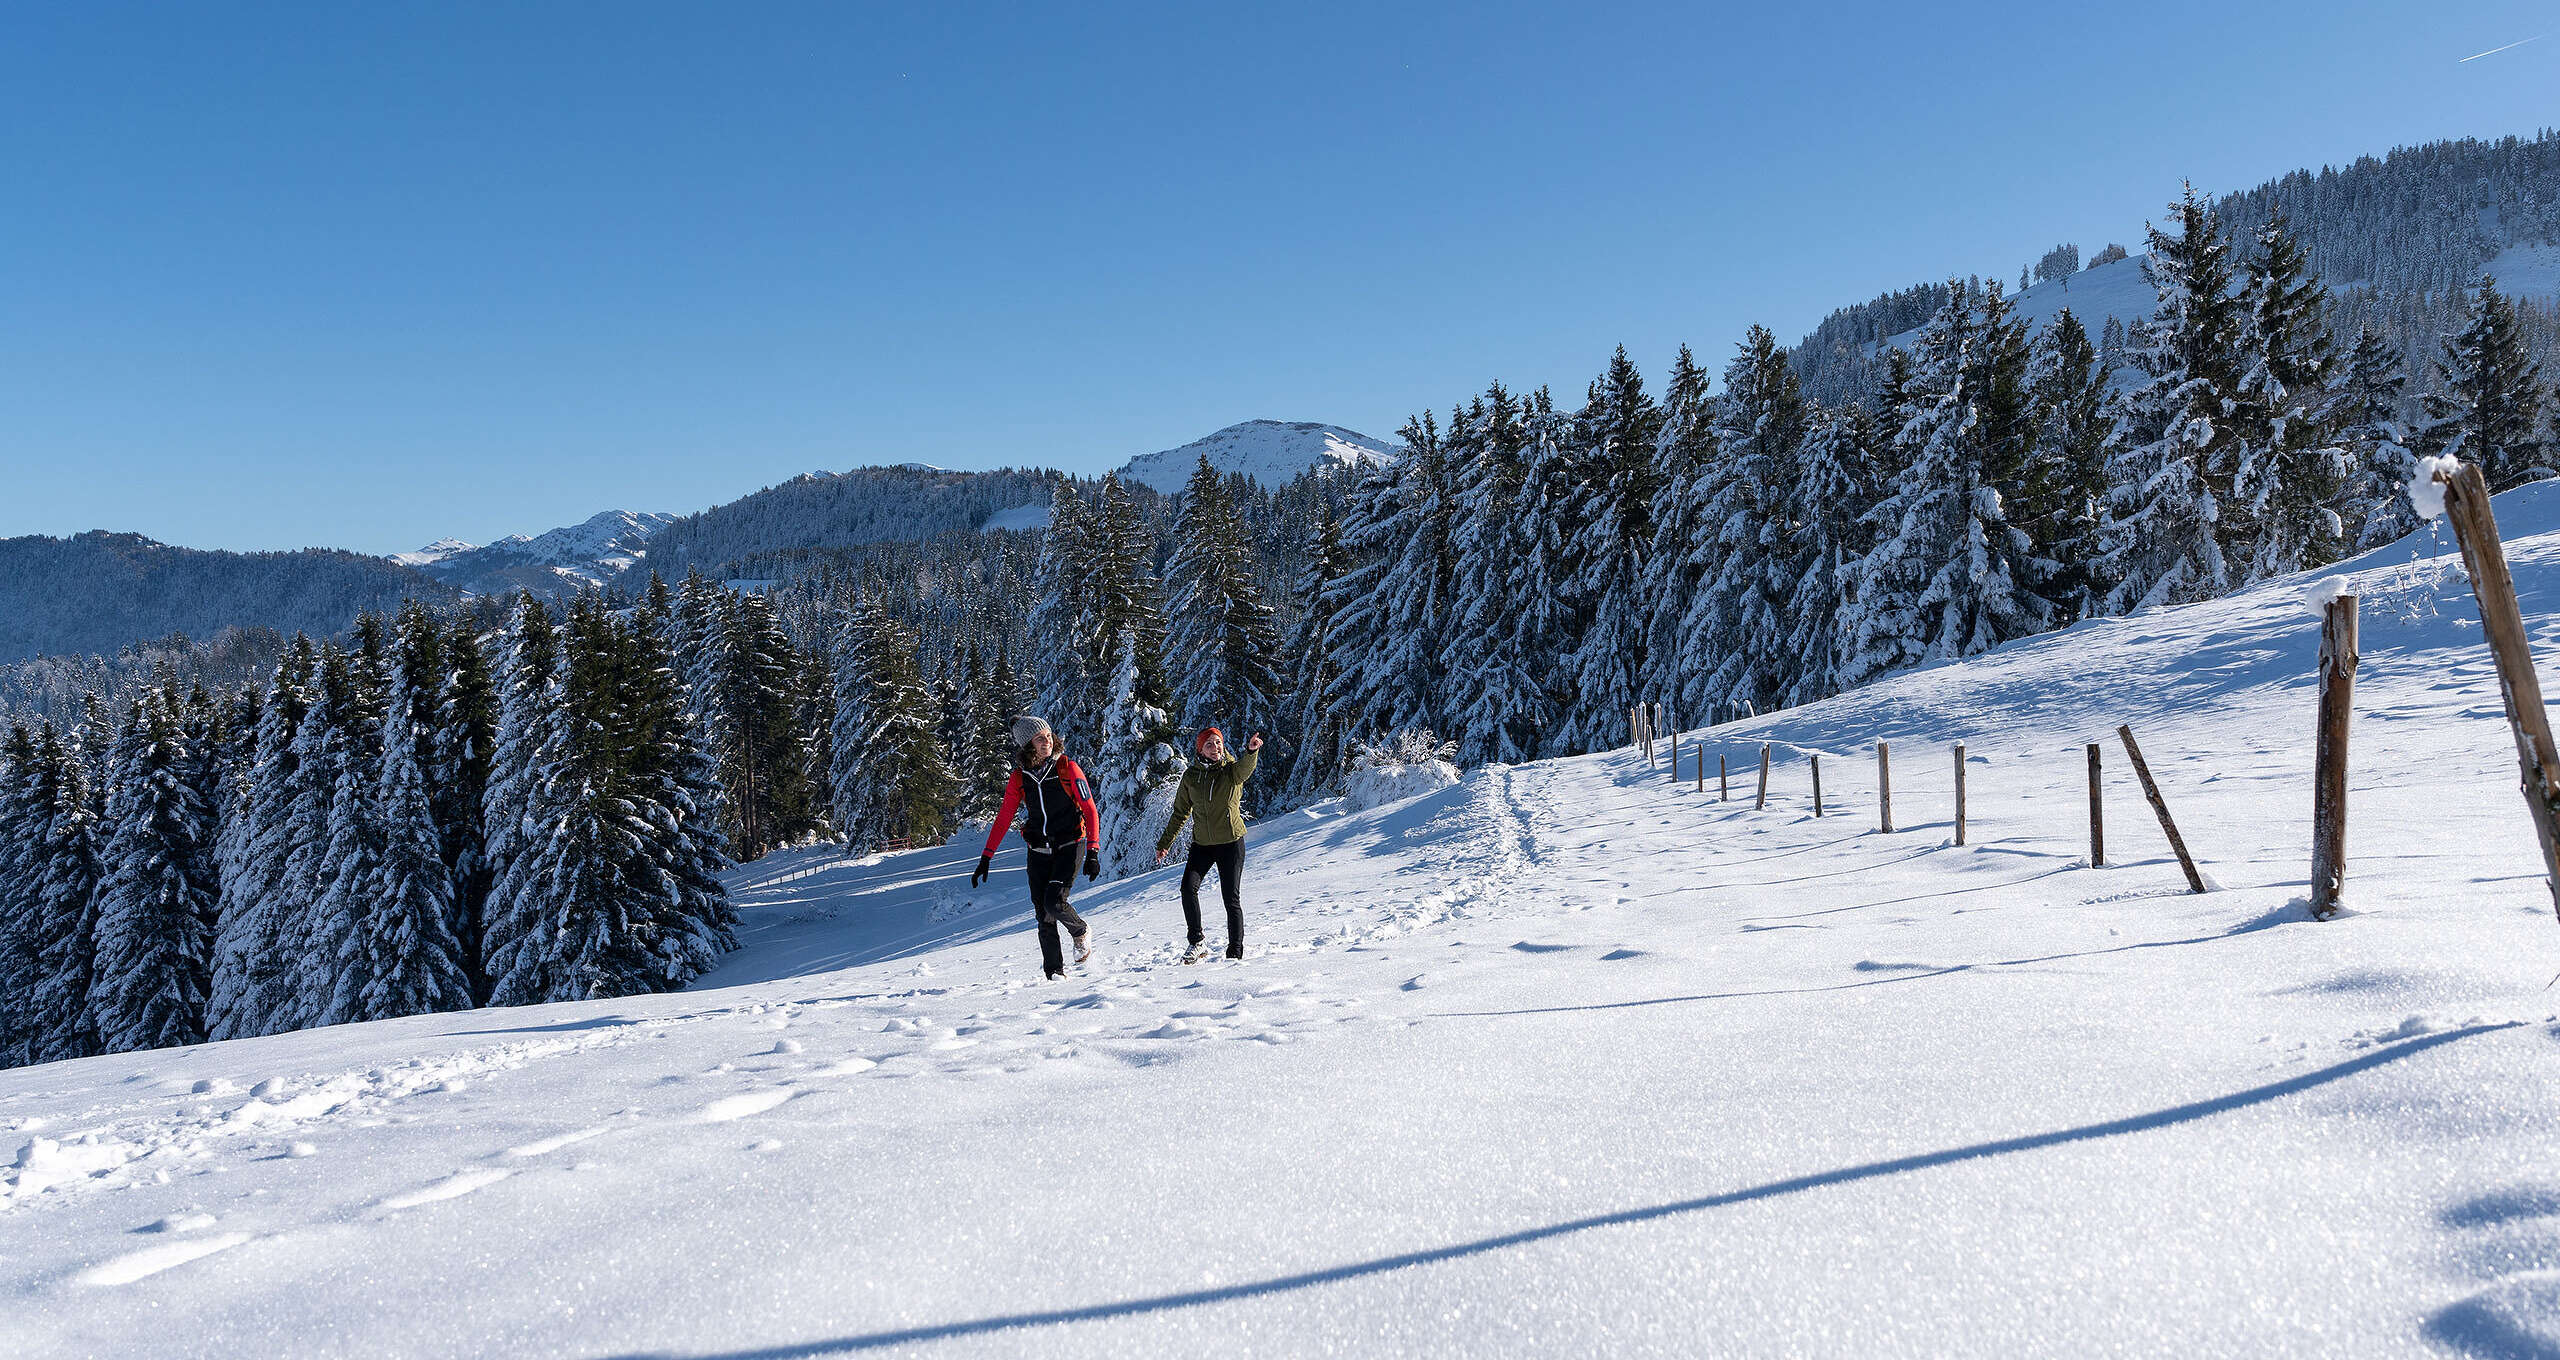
left=16, top=501, right=2560, bottom=1354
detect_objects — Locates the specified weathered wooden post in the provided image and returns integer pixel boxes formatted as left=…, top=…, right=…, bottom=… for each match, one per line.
left=2118, top=724, right=2206, bottom=894
left=1719, top=754, right=1728, bottom=801
left=1952, top=743, right=1967, bottom=845
left=1755, top=744, right=1771, bottom=810
left=1812, top=753, right=1824, bottom=816
left=2087, top=742, right=2105, bottom=867
left=2309, top=593, right=2359, bottom=917
left=1877, top=741, right=1893, bottom=833
left=2436, top=462, right=2560, bottom=919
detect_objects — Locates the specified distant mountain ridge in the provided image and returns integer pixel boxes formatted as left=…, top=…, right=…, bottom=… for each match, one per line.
left=1114, top=420, right=1399, bottom=494
left=394, top=510, right=677, bottom=599
left=0, top=531, right=453, bottom=664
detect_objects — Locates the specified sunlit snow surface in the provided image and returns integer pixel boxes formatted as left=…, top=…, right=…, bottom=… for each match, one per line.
left=14, top=493, right=2560, bottom=1356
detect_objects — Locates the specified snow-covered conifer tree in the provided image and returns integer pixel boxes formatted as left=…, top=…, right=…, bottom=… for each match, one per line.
left=90, top=694, right=217, bottom=1052
left=1164, top=454, right=1284, bottom=741
left=1096, top=629, right=1180, bottom=880
left=2230, top=211, right=2351, bottom=580
left=1564, top=346, right=1665, bottom=748
left=207, top=638, right=316, bottom=1039
left=2340, top=325, right=2419, bottom=549
left=2413, top=275, right=2550, bottom=492
left=2098, top=186, right=2247, bottom=612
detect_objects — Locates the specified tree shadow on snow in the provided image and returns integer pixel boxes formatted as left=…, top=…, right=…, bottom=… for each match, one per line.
left=599, top=1022, right=2519, bottom=1359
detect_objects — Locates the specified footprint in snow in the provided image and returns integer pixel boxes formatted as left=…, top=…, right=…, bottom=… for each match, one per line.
left=380, top=1168, right=510, bottom=1210
left=809, top=1057, right=879, bottom=1077
left=139, top=1212, right=217, bottom=1234
left=506, top=1127, right=609, bottom=1158
left=698, top=1089, right=795, bottom=1123
left=77, top=1233, right=255, bottom=1286
left=1510, top=941, right=1575, bottom=954
left=1402, top=974, right=1434, bottom=991
left=1600, top=948, right=1649, bottom=961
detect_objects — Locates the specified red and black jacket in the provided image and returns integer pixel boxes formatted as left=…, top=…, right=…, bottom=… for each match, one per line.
left=983, top=757, right=1101, bottom=856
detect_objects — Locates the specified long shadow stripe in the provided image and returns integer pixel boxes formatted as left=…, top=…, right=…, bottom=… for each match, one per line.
left=608, top=1022, right=2520, bottom=1359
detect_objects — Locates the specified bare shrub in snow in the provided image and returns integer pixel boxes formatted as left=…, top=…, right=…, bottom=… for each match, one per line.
left=1341, top=729, right=1461, bottom=812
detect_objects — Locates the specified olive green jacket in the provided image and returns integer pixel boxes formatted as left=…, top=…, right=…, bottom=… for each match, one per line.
left=1157, top=748, right=1257, bottom=853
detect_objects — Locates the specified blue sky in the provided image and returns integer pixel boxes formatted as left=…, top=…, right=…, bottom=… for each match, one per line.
left=2, top=1, right=2552, bottom=555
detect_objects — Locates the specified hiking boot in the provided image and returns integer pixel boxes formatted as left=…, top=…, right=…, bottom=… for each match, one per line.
left=1073, top=933, right=1092, bottom=965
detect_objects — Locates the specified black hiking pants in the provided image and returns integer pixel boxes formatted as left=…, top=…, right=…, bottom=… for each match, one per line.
left=1181, top=839, right=1245, bottom=958
left=1025, top=843, right=1088, bottom=977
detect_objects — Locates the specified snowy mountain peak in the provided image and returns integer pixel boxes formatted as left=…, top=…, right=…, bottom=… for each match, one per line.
left=1115, top=420, right=1400, bottom=495
left=394, top=509, right=676, bottom=597
left=389, top=537, right=477, bottom=568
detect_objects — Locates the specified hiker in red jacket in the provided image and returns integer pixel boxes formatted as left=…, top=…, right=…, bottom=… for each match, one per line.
left=972, top=716, right=1103, bottom=979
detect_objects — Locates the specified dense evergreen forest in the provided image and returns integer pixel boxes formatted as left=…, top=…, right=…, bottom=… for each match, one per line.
left=9, top=152, right=2560, bottom=1065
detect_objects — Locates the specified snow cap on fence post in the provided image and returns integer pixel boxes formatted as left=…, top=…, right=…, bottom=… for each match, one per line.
left=2303, top=576, right=2352, bottom=619
left=2410, top=455, right=2463, bottom=521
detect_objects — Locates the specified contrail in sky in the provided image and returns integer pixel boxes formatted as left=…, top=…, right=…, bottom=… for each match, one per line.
left=2458, top=33, right=2545, bottom=62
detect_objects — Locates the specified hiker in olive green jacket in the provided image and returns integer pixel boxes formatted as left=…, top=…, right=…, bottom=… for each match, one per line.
left=1154, top=726, right=1262, bottom=962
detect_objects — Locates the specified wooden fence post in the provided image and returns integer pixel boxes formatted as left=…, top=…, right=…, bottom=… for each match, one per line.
left=2087, top=742, right=2105, bottom=867
left=1756, top=744, right=1771, bottom=810
left=1953, top=743, right=1967, bottom=845
left=2439, top=462, right=2560, bottom=920
left=1719, top=754, right=1728, bottom=802
left=2118, top=724, right=2206, bottom=894
left=2310, top=595, right=2359, bottom=917
left=1877, top=741, right=1893, bottom=833
left=1812, top=753, right=1824, bottom=816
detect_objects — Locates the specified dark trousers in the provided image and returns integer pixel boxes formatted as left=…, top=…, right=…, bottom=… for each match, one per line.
left=1181, top=839, right=1245, bottom=957
left=1025, top=844, right=1088, bottom=977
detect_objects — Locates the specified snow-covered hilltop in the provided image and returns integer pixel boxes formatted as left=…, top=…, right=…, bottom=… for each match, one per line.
left=1114, top=419, right=1400, bottom=494
left=393, top=510, right=675, bottom=598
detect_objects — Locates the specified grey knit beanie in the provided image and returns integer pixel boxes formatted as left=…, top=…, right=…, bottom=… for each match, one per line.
left=1011, top=715, right=1053, bottom=748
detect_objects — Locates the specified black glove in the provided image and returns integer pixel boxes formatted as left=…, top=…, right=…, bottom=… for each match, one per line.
left=971, top=853, right=992, bottom=888
left=1083, top=848, right=1101, bottom=881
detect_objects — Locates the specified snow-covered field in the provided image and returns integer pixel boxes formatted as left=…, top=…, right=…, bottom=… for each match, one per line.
left=15, top=494, right=2560, bottom=1356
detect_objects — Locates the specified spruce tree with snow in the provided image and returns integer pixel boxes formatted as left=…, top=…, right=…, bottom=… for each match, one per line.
left=830, top=602, right=961, bottom=852
left=478, top=595, right=567, bottom=1004
left=1684, top=326, right=1808, bottom=717
left=2099, top=186, right=2247, bottom=613
left=704, top=588, right=821, bottom=858
left=1501, top=388, right=1587, bottom=752
left=1780, top=404, right=1876, bottom=705
left=1639, top=346, right=1715, bottom=711
left=2413, top=275, right=2550, bottom=492
left=1844, top=282, right=2053, bottom=683
left=966, top=644, right=1031, bottom=819
left=1443, top=383, right=1552, bottom=767
left=619, top=593, right=738, bottom=990
left=2024, top=309, right=2113, bottom=619
left=1324, top=413, right=1458, bottom=743
left=433, top=611, right=499, bottom=1001
left=2230, top=211, right=2352, bottom=580
left=0, top=725, right=48, bottom=1065
left=285, top=648, right=372, bottom=1027
left=1028, top=477, right=1101, bottom=748
left=826, top=602, right=880, bottom=843
left=1276, top=502, right=1354, bottom=801
left=1164, top=453, right=1284, bottom=743
left=1564, top=347, right=1665, bottom=748
left=1095, top=628, right=1181, bottom=881
left=322, top=657, right=473, bottom=1025
left=24, top=721, right=104, bottom=1063
left=207, top=637, right=317, bottom=1040
left=2340, top=325, right=2420, bottom=549
left=90, top=694, right=218, bottom=1052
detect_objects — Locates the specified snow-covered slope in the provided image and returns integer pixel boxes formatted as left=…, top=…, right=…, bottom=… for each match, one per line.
left=1115, top=419, right=1399, bottom=494
left=20, top=491, right=2560, bottom=1355
left=2482, top=240, right=2560, bottom=304
left=395, top=509, right=675, bottom=598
